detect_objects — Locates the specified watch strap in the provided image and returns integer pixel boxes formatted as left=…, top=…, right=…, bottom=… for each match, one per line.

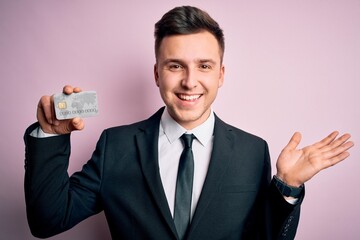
left=273, top=175, right=304, bottom=198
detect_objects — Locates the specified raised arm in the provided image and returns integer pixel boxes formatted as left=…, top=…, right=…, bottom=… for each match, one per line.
left=25, top=85, right=101, bottom=238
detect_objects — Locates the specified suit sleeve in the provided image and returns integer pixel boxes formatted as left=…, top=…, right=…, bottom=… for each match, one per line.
left=24, top=123, right=106, bottom=238
left=265, top=142, right=305, bottom=240
left=241, top=140, right=304, bottom=240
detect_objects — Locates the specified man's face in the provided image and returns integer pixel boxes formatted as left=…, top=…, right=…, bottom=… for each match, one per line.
left=154, top=31, right=224, bottom=130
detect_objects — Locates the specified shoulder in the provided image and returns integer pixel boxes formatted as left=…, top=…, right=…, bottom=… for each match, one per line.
left=101, top=107, right=164, bottom=139
left=214, top=113, right=267, bottom=145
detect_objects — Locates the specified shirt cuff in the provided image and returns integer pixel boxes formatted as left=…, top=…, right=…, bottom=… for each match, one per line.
left=284, top=197, right=299, bottom=205
left=30, top=126, right=60, bottom=138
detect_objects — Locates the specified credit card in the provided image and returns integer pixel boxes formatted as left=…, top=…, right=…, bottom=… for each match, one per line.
left=54, top=91, right=99, bottom=120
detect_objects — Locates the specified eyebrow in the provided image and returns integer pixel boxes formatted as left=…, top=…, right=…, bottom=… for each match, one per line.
left=162, top=58, right=218, bottom=65
left=162, top=59, right=183, bottom=65
left=198, top=59, right=217, bottom=65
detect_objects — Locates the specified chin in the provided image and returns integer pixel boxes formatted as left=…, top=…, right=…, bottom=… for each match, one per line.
left=178, top=112, right=208, bottom=127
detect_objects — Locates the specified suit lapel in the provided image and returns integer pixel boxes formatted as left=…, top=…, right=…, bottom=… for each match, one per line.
left=135, top=108, right=178, bottom=238
left=189, top=115, right=234, bottom=235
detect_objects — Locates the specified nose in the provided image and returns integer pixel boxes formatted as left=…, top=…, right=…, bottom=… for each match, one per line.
left=181, top=69, right=198, bottom=89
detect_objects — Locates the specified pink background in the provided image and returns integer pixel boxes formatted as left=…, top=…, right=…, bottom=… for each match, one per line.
left=1, top=0, right=359, bottom=239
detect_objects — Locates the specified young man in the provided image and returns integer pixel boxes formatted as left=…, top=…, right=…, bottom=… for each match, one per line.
left=24, top=6, right=353, bottom=240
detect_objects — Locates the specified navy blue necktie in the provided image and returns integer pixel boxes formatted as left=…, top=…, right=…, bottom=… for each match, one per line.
left=174, top=134, right=195, bottom=240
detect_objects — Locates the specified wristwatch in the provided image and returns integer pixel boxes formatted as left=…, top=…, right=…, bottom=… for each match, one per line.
left=273, top=175, right=304, bottom=198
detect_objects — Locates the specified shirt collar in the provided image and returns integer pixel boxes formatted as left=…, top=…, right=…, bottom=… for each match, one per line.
left=160, top=107, right=215, bottom=147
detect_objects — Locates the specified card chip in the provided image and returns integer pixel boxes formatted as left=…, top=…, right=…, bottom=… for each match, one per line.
left=58, top=102, right=67, bottom=109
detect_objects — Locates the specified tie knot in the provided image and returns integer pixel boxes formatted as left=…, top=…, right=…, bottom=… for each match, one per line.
left=181, top=134, right=195, bottom=149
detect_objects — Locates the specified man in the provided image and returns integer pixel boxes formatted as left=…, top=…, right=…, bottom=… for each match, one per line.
left=24, top=6, right=353, bottom=240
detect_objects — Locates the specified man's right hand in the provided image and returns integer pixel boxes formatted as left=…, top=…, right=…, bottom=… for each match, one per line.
left=37, top=85, right=85, bottom=134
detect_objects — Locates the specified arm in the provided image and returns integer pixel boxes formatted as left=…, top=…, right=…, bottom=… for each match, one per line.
left=264, top=143, right=303, bottom=240
left=267, top=131, right=353, bottom=239
left=268, top=178, right=304, bottom=239
left=243, top=141, right=302, bottom=240
left=24, top=123, right=105, bottom=238
left=24, top=85, right=98, bottom=237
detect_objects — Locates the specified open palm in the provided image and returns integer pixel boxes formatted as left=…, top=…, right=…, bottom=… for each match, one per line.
left=276, top=131, right=354, bottom=187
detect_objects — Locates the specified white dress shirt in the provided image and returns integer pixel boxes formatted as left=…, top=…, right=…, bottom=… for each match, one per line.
left=158, top=108, right=215, bottom=220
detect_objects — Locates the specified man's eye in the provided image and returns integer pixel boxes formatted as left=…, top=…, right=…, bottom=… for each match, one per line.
left=200, top=64, right=211, bottom=70
left=169, top=64, right=183, bottom=70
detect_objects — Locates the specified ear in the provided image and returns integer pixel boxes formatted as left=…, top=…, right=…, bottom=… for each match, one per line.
left=218, top=64, right=225, bottom=88
left=154, top=64, right=160, bottom=87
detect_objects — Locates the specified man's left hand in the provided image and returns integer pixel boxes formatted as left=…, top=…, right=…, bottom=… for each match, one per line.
left=276, top=131, right=354, bottom=187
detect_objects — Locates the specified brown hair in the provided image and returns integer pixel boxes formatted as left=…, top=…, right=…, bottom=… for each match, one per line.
left=154, top=6, right=225, bottom=61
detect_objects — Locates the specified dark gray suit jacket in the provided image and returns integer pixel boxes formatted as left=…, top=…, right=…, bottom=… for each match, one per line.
left=24, top=107, right=303, bottom=239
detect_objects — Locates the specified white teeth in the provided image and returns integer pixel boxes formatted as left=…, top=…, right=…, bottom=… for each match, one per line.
left=179, top=94, right=200, bottom=101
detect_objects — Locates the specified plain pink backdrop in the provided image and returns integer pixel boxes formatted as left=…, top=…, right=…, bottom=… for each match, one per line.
left=1, top=0, right=359, bottom=239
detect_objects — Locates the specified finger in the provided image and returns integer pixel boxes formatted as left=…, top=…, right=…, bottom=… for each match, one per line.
left=50, top=95, right=60, bottom=126
left=322, top=151, right=351, bottom=170
left=314, top=131, right=339, bottom=149
left=329, top=133, right=352, bottom=148
left=323, top=140, right=354, bottom=159
left=68, top=117, right=84, bottom=132
left=317, top=133, right=352, bottom=153
left=63, top=85, right=74, bottom=95
left=73, top=87, right=82, bottom=93
left=38, top=95, right=54, bottom=125
left=284, top=132, right=302, bottom=150
left=317, top=141, right=354, bottom=170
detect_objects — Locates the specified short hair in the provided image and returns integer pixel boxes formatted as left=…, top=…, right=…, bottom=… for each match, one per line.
left=154, top=6, right=225, bottom=62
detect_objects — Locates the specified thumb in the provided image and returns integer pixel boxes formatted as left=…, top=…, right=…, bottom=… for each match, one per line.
left=69, top=117, right=85, bottom=132
left=284, top=132, right=302, bottom=151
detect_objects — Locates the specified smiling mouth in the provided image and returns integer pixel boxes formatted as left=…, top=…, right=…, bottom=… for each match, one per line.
left=177, top=94, right=201, bottom=101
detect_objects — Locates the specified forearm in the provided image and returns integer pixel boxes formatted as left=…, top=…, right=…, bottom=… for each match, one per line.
left=269, top=178, right=304, bottom=240
left=24, top=123, right=75, bottom=237
left=24, top=122, right=105, bottom=237
left=262, top=141, right=303, bottom=239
